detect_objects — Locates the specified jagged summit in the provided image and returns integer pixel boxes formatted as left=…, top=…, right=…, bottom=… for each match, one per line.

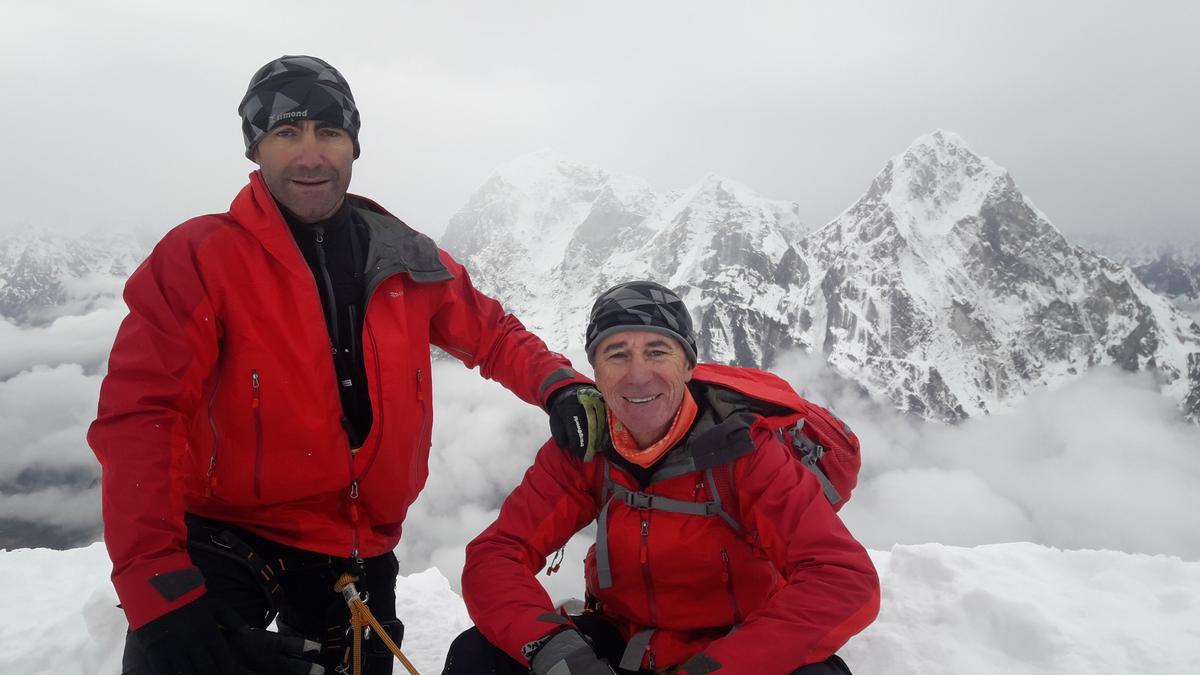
left=441, top=154, right=808, bottom=369
left=848, top=130, right=1021, bottom=242
left=804, top=132, right=1200, bottom=419
left=439, top=137, right=1200, bottom=421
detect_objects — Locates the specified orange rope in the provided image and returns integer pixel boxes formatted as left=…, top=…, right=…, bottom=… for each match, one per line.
left=335, top=572, right=421, bottom=675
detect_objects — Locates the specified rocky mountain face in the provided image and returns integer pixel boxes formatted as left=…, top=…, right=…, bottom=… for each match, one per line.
left=0, top=229, right=145, bottom=325
left=441, top=136, right=1200, bottom=421
left=801, top=132, right=1200, bottom=420
left=441, top=150, right=807, bottom=368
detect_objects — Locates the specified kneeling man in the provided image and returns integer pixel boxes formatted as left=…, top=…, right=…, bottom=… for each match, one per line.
left=446, top=282, right=880, bottom=675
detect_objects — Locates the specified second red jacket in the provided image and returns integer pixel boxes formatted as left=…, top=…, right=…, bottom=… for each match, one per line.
left=463, top=369, right=880, bottom=673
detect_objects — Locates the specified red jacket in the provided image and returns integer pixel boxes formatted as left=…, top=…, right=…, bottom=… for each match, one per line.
left=88, top=172, right=586, bottom=630
left=463, top=371, right=880, bottom=673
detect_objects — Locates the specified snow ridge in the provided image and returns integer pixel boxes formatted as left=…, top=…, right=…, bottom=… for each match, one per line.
left=4, top=541, right=1197, bottom=674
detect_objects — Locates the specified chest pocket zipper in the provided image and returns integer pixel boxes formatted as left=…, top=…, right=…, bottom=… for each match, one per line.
left=251, top=369, right=264, bottom=499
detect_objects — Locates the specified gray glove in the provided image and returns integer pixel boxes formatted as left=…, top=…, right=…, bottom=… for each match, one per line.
left=529, top=630, right=615, bottom=675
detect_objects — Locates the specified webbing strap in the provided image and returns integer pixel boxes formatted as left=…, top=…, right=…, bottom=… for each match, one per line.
left=704, top=468, right=741, bottom=532
left=596, top=463, right=617, bottom=589
left=619, top=629, right=655, bottom=671
left=596, top=492, right=616, bottom=589
left=610, top=483, right=719, bottom=516
left=806, top=461, right=842, bottom=505
left=595, top=462, right=738, bottom=590
left=790, top=423, right=842, bottom=505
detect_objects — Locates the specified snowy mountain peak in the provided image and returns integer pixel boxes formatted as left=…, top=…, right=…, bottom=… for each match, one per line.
left=805, top=132, right=1200, bottom=420
left=442, top=140, right=1200, bottom=422
left=487, top=149, right=603, bottom=195
left=440, top=151, right=660, bottom=277
left=870, top=130, right=1013, bottom=239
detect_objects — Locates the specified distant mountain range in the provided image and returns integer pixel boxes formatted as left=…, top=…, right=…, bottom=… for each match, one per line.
left=1081, top=237, right=1200, bottom=301
left=0, top=230, right=144, bottom=325
left=441, top=132, right=1200, bottom=421
left=2, top=135, right=1198, bottom=421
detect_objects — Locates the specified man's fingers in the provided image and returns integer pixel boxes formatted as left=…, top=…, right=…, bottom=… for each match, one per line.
left=275, top=655, right=326, bottom=675
left=231, top=627, right=321, bottom=658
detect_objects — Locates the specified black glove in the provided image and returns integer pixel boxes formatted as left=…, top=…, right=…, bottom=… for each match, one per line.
left=548, top=384, right=607, bottom=461
left=227, top=625, right=325, bottom=675
left=529, top=629, right=615, bottom=675
left=133, top=597, right=240, bottom=675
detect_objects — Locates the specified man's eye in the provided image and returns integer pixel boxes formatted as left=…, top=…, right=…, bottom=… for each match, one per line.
left=320, top=128, right=346, bottom=138
left=272, top=128, right=296, bottom=137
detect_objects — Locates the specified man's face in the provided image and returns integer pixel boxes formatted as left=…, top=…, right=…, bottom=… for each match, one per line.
left=593, top=330, right=694, bottom=447
left=253, top=120, right=354, bottom=223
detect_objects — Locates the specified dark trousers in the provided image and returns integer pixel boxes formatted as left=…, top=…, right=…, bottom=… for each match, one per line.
left=442, top=615, right=853, bottom=675
left=121, top=515, right=402, bottom=675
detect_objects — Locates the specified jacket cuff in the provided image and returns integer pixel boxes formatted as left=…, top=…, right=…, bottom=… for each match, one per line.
left=538, top=368, right=591, bottom=408
left=112, top=553, right=207, bottom=630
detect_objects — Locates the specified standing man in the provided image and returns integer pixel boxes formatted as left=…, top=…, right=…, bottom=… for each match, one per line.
left=89, top=55, right=604, bottom=675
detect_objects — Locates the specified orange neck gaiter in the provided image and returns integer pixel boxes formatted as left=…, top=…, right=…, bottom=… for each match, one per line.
left=608, top=388, right=698, bottom=468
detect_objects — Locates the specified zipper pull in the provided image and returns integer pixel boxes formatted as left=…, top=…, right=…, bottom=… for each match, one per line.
left=251, top=370, right=261, bottom=408
left=721, top=549, right=731, bottom=582
left=640, top=519, right=649, bottom=564
left=416, top=368, right=424, bottom=401
left=206, top=456, right=218, bottom=496
left=349, top=480, right=360, bottom=522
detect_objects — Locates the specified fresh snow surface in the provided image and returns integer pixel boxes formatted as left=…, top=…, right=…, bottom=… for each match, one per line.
left=2, top=542, right=1196, bottom=674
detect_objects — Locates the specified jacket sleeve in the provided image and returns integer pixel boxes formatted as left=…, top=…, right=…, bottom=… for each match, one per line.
left=694, top=426, right=880, bottom=672
left=428, top=250, right=588, bottom=407
left=87, top=226, right=222, bottom=630
left=461, top=440, right=600, bottom=665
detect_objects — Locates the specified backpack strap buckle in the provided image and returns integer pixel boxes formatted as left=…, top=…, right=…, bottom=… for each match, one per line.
left=621, top=490, right=654, bottom=510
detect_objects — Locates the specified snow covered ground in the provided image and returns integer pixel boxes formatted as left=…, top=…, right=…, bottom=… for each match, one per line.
left=2, top=541, right=1196, bottom=674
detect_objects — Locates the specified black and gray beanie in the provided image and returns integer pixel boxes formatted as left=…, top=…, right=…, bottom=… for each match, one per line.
left=238, top=55, right=361, bottom=160
left=585, top=281, right=697, bottom=366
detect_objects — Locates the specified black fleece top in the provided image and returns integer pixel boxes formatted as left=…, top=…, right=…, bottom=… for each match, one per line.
left=284, top=199, right=373, bottom=449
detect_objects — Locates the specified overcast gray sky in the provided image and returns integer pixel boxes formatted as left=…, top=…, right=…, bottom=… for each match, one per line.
left=3, top=0, right=1197, bottom=242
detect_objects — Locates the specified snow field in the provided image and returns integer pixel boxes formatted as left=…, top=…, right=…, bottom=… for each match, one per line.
left=3, top=541, right=1197, bottom=674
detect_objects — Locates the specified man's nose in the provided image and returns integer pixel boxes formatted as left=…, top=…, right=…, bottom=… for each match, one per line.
left=292, top=129, right=325, bottom=167
left=623, top=357, right=654, bottom=384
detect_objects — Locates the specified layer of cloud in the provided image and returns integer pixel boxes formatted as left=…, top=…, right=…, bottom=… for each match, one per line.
left=4, top=296, right=1198, bottom=584
left=771, top=351, right=1200, bottom=559
left=0, top=293, right=125, bottom=379
left=0, top=363, right=106, bottom=544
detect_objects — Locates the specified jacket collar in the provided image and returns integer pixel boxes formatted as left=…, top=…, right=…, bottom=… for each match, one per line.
left=228, top=172, right=452, bottom=289
left=602, top=381, right=759, bottom=486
